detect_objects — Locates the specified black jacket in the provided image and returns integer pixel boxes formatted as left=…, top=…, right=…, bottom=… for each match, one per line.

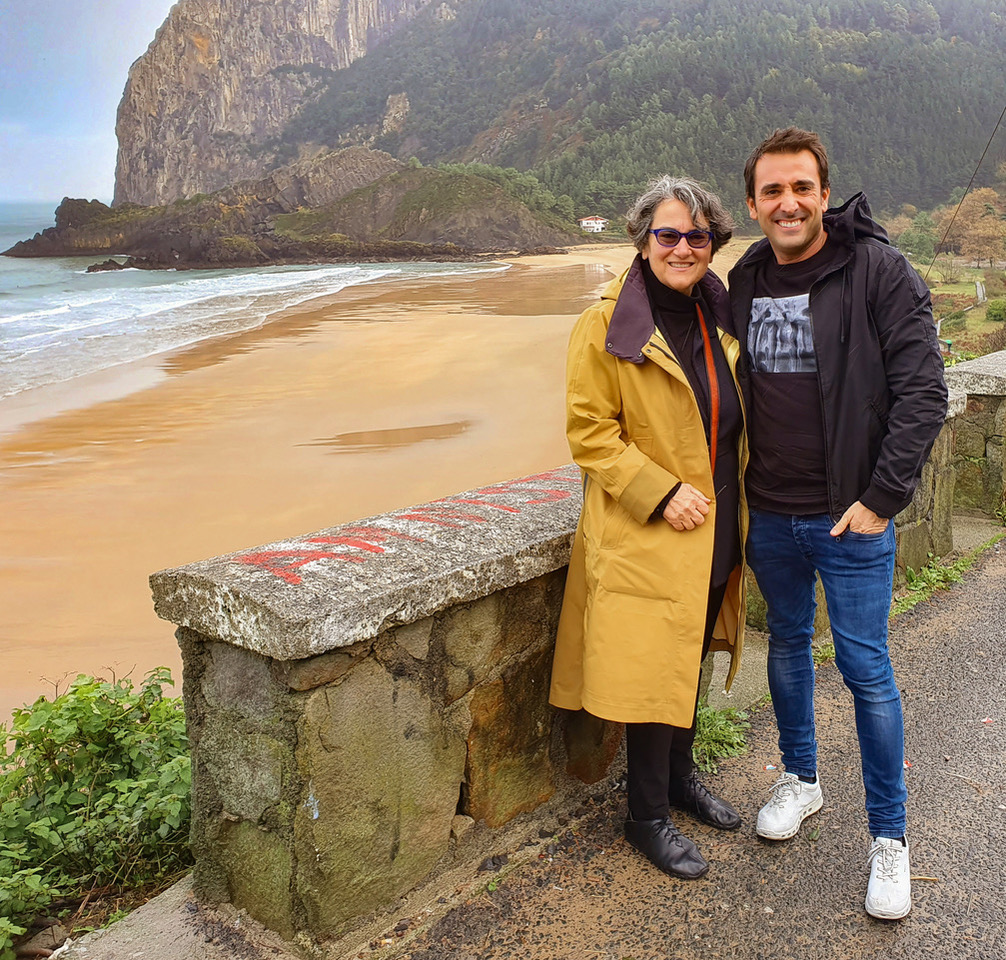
left=728, top=193, right=948, bottom=520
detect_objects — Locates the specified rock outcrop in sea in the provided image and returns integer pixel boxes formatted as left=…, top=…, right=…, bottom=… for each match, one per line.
left=114, top=0, right=434, bottom=206
left=6, top=149, right=577, bottom=266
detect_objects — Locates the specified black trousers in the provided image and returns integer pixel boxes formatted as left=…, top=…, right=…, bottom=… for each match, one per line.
left=626, top=583, right=727, bottom=821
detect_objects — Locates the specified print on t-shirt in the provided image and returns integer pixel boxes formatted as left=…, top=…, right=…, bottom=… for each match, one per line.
left=748, top=295, right=817, bottom=373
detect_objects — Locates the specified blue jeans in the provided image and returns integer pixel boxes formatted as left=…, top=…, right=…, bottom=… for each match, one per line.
left=747, top=508, right=906, bottom=838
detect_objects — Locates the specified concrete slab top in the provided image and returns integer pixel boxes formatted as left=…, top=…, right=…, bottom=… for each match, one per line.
left=150, top=465, right=582, bottom=660
left=944, top=348, right=1006, bottom=397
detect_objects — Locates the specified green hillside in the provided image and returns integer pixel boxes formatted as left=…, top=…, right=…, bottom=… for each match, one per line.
left=273, top=0, right=1006, bottom=219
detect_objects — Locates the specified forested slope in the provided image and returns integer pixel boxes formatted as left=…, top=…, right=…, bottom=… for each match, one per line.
left=275, top=0, right=1006, bottom=218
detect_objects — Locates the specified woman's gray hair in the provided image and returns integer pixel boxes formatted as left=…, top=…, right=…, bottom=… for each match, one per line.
left=625, top=176, right=734, bottom=254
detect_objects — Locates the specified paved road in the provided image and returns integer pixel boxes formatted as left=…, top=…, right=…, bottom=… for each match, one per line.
left=400, top=542, right=1006, bottom=960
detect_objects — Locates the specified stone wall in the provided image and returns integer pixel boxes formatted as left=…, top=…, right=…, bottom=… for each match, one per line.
left=152, top=388, right=967, bottom=942
left=892, top=389, right=965, bottom=575
left=945, top=350, right=1006, bottom=518
left=151, top=466, right=621, bottom=942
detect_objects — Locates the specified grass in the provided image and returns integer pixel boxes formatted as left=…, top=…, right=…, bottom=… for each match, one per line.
left=692, top=700, right=749, bottom=774
left=890, top=535, right=1006, bottom=616
left=812, top=641, right=836, bottom=666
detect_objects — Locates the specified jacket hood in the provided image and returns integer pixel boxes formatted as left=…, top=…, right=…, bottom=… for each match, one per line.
left=733, top=192, right=889, bottom=273
left=603, top=254, right=731, bottom=363
left=824, top=192, right=890, bottom=249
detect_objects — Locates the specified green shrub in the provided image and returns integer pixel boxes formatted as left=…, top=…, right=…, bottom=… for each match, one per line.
left=986, top=299, right=1006, bottom=323
left=692, top=700, right=749, bottom=773
left=0, top=669, right=190, bottom=959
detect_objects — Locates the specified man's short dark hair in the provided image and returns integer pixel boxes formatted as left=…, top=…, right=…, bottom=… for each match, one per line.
left=744, top=127, right=831, bottom=199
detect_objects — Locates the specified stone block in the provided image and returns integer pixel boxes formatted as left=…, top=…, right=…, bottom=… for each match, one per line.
left=217, top=821, right=295, bottom=940
left=987, top=437, right=1005, bottom=510
left=198, top=726, right=287, bottom=823
left=964, top=395, right=993, bottom=430
left=202, top=642, right=275, bottom=719
left=899, top=457, right=932, bottom=525
left=393, top=616, right=433, bottom=660
left=435, top=593, right=503, bottom=704
left=293, top=658, right=465, bottom=937
left=896, top=522, right=935, bottom=578
left=499, top=576, right=555, bottom=663
left=561, top=709, right=623, bottom=784
left=954, top=419, right=988, bottom=459
left=744, top=569, right=767, bottom=631
left=994, top=397, right=1006, bottom=436
left=464, top=646, right=554, bottom=827
left=150, top=465, right=583, bottom=660
left=954, top=458, right=989, bottom=512
left=271, top=646, right=367, bottom=691
left=931, top=464, right=956, bottom=557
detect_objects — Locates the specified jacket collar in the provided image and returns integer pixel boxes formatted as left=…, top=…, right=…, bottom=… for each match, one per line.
left=604, top=254, right=732, bottom=364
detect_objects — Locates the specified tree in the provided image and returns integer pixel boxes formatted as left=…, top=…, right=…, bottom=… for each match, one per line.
left=961, top=217, right=1006, bottom=267
left=884, top=213, right=912, bottom=240
left=899, top=229, right=935, bottom=260
left=937, top=187, right=1002, bottom=254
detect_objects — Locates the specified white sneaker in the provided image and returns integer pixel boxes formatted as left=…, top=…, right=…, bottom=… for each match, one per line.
left=865, top=836, right=912, bottom=919
left=756, top=772, right=823, bottom=840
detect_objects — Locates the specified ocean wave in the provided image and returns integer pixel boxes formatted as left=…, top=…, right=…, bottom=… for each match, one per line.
left=0, top=258, right=506, bottom=400
left=0, top=303, right=72, bottom=325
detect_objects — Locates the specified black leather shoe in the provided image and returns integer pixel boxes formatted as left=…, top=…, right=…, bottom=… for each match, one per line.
left=668, top=772, right=742, bottom=831
left=624, top=816, right=709, bottom=879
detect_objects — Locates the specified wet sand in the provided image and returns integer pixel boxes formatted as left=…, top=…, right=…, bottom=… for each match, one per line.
left=0, top=240, right=751, bottom=721
left=0, top=245, right=637, bottom=720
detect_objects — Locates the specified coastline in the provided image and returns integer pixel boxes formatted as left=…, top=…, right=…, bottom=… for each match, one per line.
left=0, top=242, right=638, bottom=720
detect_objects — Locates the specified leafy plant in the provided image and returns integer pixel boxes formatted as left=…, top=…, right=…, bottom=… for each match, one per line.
left=985, top=299, right=1006, bottom=323
left=0, top=669, right=191, bottom=959
left=891, top=554, right=967, bottom=615
left=812, top=641, right=836, bottom=666
left=692, top=700, right=749, bottom=774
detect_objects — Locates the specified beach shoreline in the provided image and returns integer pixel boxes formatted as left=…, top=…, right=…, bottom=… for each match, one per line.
left=0, top=242, right=639, bottom=720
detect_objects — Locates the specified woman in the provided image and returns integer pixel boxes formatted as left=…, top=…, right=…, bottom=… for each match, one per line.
left=549, top=176, right=748, bottom=880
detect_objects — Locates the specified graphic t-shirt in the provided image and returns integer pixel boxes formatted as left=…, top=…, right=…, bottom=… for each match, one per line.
left=746, top=238, right=844, bottom=514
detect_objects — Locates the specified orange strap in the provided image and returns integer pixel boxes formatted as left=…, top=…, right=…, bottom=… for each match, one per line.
left=695, top=303, right=720, bottom=471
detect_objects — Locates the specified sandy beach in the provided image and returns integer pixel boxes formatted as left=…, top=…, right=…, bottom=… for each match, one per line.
left=0, top=238, right=755, bottom=721
left=0, top=243, right=630, bottom=720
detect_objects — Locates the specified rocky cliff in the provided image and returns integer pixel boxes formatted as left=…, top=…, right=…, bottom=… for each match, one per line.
left=8, top=149, right=577, bottom=265
left=114, top=0, right=434, bottom=206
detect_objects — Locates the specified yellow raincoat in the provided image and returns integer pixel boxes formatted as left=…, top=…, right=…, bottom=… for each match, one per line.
left=549, top=258, right=748, bottom=728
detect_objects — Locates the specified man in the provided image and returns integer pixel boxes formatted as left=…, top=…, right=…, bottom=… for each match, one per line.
left=729, top=128, right=947, bottom=919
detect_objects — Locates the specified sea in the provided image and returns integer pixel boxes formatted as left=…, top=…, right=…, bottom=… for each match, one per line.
left=0, top=201, right=508, bottom=402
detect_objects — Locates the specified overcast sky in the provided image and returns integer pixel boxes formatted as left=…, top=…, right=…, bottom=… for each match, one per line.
left=0, top=0, right=177, bottom=203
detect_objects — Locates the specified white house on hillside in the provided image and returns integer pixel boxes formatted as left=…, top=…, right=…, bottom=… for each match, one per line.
left=577, top=215, right=609, bottom=233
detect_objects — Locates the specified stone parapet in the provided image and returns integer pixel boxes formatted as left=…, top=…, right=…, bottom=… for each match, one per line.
left=151, top=466, right=621, bottom=942
left=946, top=350, right=1006, bottom=517
left=893, top=387, right=964, bottom=574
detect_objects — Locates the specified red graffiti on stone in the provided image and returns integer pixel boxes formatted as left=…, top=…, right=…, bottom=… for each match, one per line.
left=235, top=470, right=578, bottom=583
left=395, top=505, right=489, bottom=528
left=309, top=527, right=424, bottom=552
left=459, top=469, right=578, bottom=506
left=443, top=497, right=521, bottom=513
left=235, top=548, right=367, bottom=585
